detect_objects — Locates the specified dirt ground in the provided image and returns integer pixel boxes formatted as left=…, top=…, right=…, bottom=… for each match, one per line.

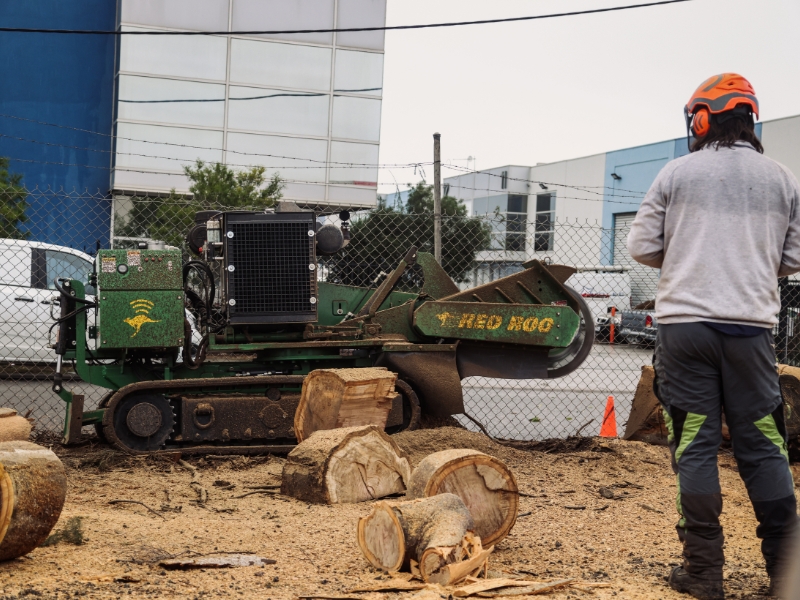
left=3, top=427, right=796, bottom=600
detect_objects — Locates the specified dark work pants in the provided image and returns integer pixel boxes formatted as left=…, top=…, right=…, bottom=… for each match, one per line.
left=654, top=323, right=797, bottom=581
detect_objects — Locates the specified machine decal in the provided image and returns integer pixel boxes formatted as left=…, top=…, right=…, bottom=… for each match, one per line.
left=124, top=299, right=161, bottom=337
left=101, top=256, right=116, bottom=273
left=434, top=311, right=554, bottom=333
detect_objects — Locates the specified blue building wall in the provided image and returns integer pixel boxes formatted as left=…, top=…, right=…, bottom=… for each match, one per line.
left=601, top=124, right=762, bottom=264
left=0, top=1, right=117, bottom=252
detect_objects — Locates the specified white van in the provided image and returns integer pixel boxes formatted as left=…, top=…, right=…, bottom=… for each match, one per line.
left=565, top=268, right=632, bottom=331
left=0, top=239, right=95, bottom=363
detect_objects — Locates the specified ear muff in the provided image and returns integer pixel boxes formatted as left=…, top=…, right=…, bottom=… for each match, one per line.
left=692, top=108, right=710, bottom=137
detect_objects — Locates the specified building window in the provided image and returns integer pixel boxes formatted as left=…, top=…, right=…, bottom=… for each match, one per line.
left=500, top=170, right=508, bottom=190
left=506, top=194, right=527, bottom=251
left=443, top=183, right=450, bottom=197
left=534, top=193, right=555, bottom=252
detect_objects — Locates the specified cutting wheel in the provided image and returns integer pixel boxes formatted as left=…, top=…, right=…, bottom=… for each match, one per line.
left=546, top=287, right=595, bottom=378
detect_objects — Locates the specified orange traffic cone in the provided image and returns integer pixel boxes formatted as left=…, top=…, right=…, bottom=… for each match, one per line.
left=600, top=395, right=617, bottom=438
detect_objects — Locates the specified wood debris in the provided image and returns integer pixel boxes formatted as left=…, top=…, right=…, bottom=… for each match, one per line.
left=159, top=554, right=275, bottom=569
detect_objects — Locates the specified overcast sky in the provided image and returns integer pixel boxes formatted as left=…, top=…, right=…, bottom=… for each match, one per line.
left=377, top=0, right=800, bottom=192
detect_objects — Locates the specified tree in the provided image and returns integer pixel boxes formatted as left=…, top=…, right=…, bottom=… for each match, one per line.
left=116, top=160, right=284, bottom=248
left=0, top=157, right=28, bottom=239
left=327, top=182, right=491, bottom=287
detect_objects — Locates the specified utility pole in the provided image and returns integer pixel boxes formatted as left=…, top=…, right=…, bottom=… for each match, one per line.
left=433, top=132, right=442, bottom=265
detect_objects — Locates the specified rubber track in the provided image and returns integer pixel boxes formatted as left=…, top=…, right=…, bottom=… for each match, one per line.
left=102, top=374, right=421, bottom=456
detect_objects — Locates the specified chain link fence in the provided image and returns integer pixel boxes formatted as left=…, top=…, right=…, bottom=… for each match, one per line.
left=5, top=184, right=782, bottom=443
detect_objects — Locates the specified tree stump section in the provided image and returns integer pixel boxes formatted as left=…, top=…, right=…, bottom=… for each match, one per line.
left=281, top=425, right=411, bottom=504
left=0, top=441, right=67, bottom=561
left=0, top=409, right=32, bottom=443
left=779, top=364, right=800, bottom=438
left=294, top=368, right=398, bottom=442
left=406, top=449, right=518, bottom=547
left=358, top=493, right=492, bottom=585
left=623, top=366, right=668, bottom=444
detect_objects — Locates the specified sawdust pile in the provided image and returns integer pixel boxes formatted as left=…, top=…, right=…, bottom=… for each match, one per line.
left=0, top=428, right=792, bottom=599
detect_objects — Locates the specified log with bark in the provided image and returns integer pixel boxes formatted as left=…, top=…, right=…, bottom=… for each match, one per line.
left=357, top=493, right=493, bottom=585
left=626, top=364, right=800, bottom=446
left=622, top=366, right=668, bottom=444
left=0, top=441, right=67, bottom=561
left=406, top=449, right=518, bottom=547
left=779, top=364, right=800, bottom=438
left=281, top=425, right=410, bottom=504
left=0, top=409, right=32, bottom=443
left=294, top=368, right=398, bottom=442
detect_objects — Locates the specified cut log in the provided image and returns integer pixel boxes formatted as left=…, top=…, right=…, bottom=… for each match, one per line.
left=294, top=368, right=398, bottom=442
left=623, top=366, right=668, bottom=444
left=0, top=441, right=67, bottom=561
left=779, top=365, right=800, bottom=438
left=281, top=425, right=410, bottom=504
left=406, top=449, right=518, bottom=547
left=357, top=493, right=492, bottom=585
left=0, top=409, right=32, bottom=443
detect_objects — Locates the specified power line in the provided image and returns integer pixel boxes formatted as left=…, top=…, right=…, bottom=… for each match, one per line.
left=0, top=113, right=428, bottom=169
left=443, top=164, right=649, bottom=197
left=0, top=132, right=421, bottom=171
left=0, top=1, right=692, bottom=35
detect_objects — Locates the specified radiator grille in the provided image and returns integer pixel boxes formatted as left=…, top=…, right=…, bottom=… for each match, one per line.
left=225, top=215, right=317, bottom=323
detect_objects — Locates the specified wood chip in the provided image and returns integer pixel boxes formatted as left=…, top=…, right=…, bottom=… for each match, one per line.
left=476, top=578, right=575, bottom=597
left=453, top=578, right=544, bottom=597
left=160, top=554, right=275, bottom=569
left=348, top=580, right=428, bottom=592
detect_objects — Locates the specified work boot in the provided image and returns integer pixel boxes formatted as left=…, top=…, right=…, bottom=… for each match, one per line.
left=668, top=566, right=724, bottom=600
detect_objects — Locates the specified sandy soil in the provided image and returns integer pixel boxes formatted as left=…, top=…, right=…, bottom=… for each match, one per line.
left=2, top=427, right=796, bottom=600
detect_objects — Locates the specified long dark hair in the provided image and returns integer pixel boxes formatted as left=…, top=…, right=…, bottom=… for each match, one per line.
left=691, top=112, right=764, bottom=153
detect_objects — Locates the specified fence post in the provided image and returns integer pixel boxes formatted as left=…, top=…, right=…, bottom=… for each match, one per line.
left=433, top=132, right=442, bottom=265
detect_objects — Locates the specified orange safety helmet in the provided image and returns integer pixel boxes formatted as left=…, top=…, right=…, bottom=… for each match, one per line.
left=684, top=73, right=759, bottom=138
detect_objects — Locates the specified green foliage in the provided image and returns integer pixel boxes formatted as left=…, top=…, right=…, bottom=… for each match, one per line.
left=116, top=161, right=284, bottom=248
left=0, top=157, right=28, bottom=239
left=42, top=516, right=84, bottom=546
left=329, top=182, right=491, bottom=286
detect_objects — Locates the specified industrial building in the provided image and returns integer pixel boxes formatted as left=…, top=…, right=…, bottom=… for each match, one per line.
left=0, top=0, right=387, bottom=251
left=444, top=115, right=800, bottom=301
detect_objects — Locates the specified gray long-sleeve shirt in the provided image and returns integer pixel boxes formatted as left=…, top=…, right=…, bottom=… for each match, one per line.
left=626, top=142, right=800, bottom=327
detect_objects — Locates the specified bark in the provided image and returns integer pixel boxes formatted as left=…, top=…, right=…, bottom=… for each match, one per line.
left=281, top=425, right=410, bottom=504
left=294, top=368, right=398, bottom=442
left=357, top=493, right=491, bottom=585
left=0, top=409, right=31, bottom=443
left=623, top=366, right=668, bottom=445
left=0, top=441, right=67, bottom=561
left=779, top=364, right=800, bottom=438
left=406, top=449, right=518, bottom=547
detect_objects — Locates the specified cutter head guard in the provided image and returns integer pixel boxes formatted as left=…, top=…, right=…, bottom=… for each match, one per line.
left=685, top=73, right=759, bottom=138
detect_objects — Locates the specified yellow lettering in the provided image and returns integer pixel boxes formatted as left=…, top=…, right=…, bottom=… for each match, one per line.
left=436, top=312, right=452, bottom=326
left=458, top=313, right=476, bottom=329
left=538, top=318, right=554, bottom=333
left=486, top=315, right=503, bottom=330
left=522, top=317, right=539, bottom=332
left=474, top=314, right=488, bottom=329
left=507, top=316, right=524, bottom=331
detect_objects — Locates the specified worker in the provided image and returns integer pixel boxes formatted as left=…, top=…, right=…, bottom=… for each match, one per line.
left=627, top=73, right=800, bottom=599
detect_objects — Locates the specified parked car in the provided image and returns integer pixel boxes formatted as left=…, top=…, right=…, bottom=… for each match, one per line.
left=565, top=269, right=631, bottom=342
left=0, top=239, right=96, bottom=363
left=618, top=307, right=658, bottom=347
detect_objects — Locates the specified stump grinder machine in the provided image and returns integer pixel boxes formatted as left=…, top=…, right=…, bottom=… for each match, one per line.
left=51, top=205, right=593, bottom=454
